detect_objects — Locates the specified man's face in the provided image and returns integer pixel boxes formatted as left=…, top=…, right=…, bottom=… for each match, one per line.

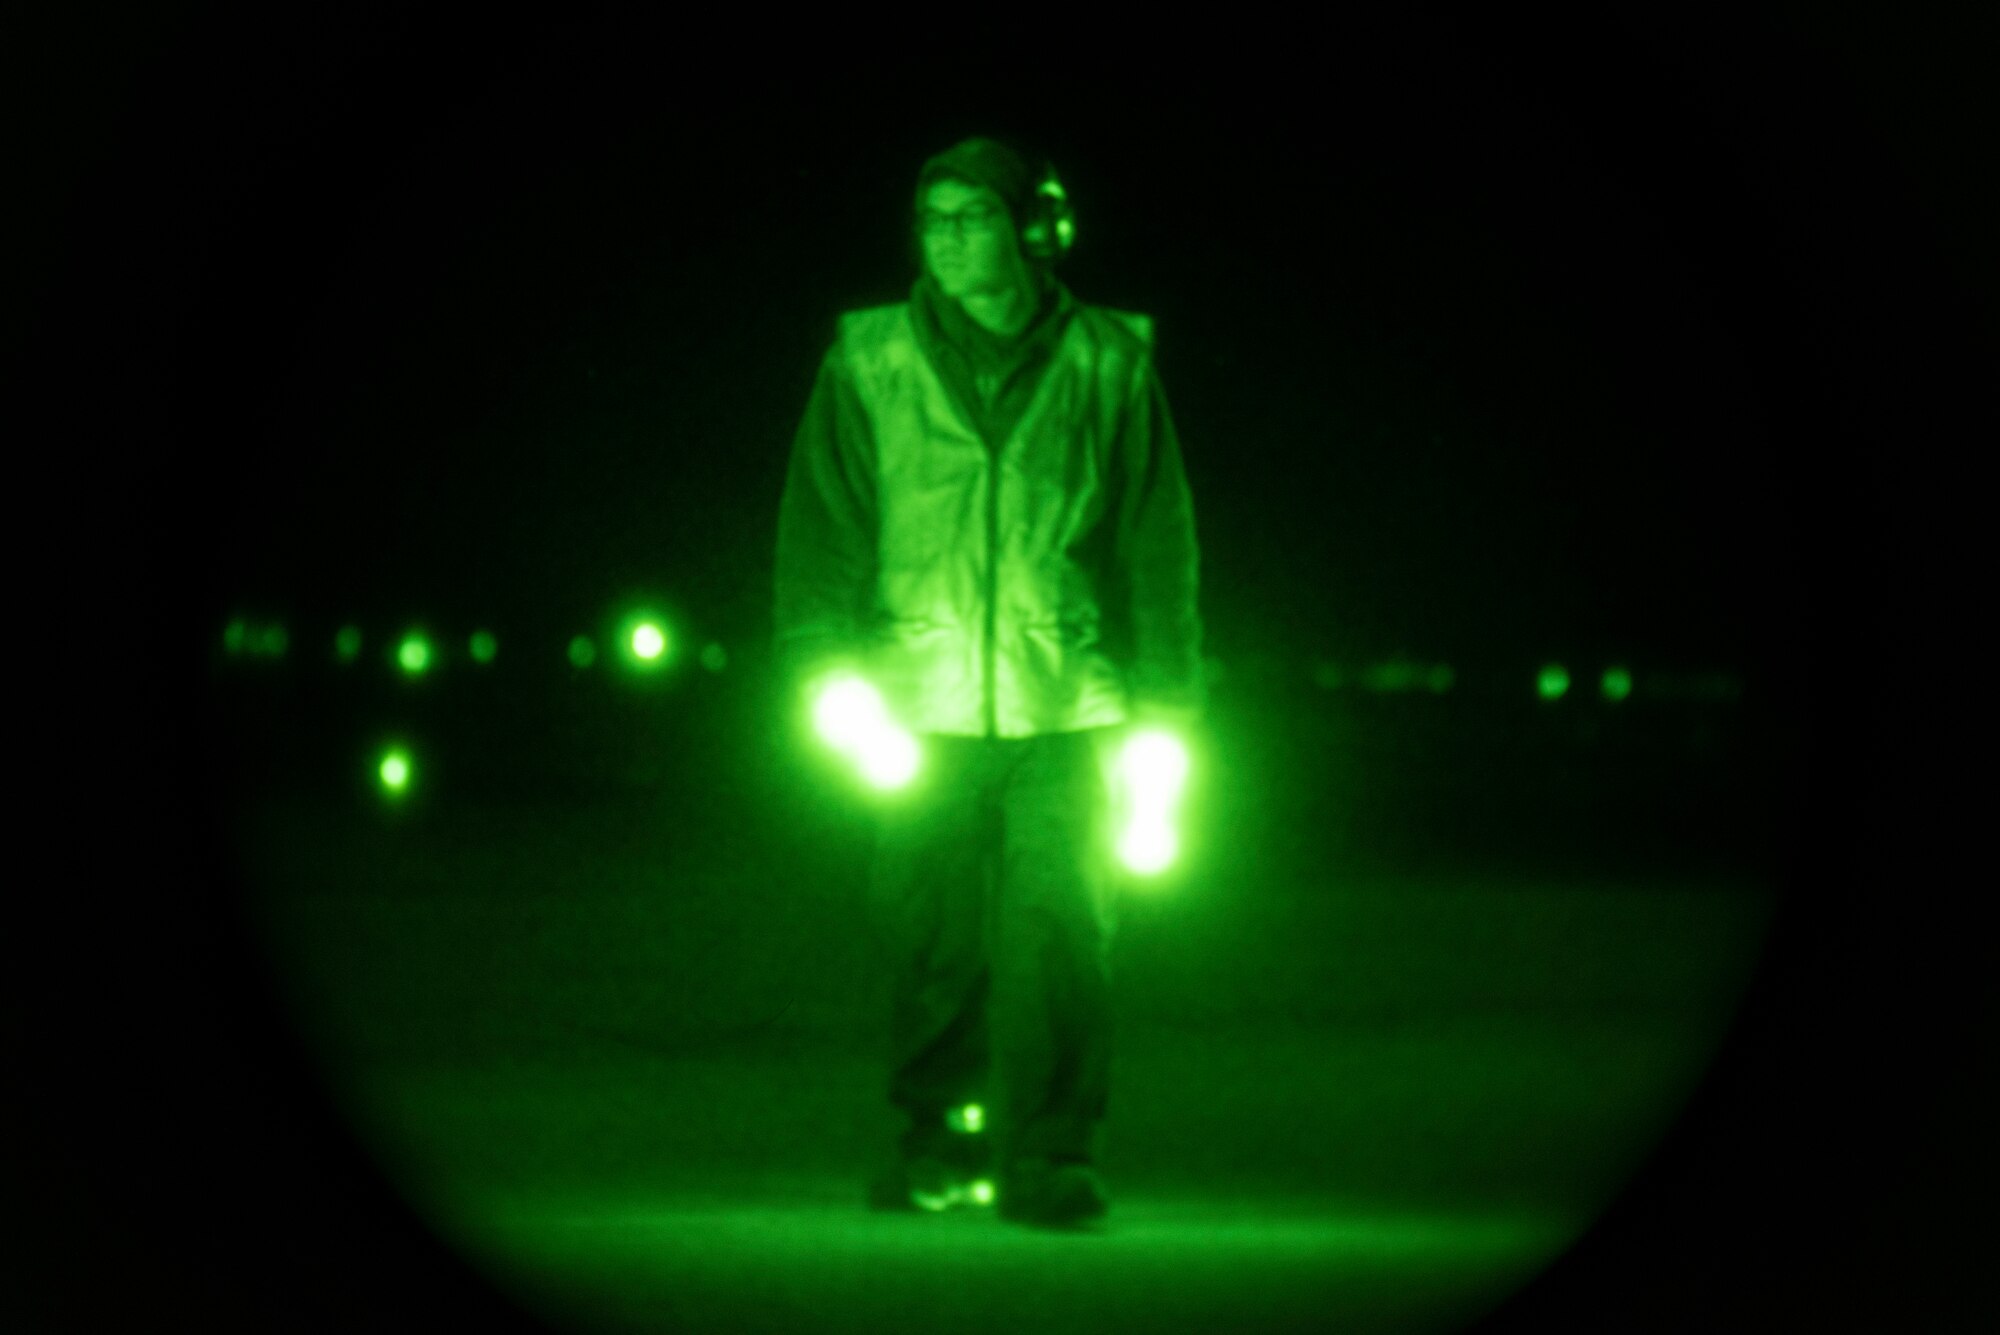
left=918, top=179, right=1022, bottom=299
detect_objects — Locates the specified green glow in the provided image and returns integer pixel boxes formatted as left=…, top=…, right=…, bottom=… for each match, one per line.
left=378, top=747, right=412, bottom=795
left=857, top=730, right=920, bottom=790
left=1122, top=729, right=1190, bottom=804
left=970, top=1179, right=995, bottom=1206
left=397, top=632, right=433, bottom=676
left=469, top=630, right=498, bottom=664
left=568, top=635, right=597, bottom=669
left=223, top=618, right=248, bottom=654
left=1537, top=664, right=1570, bottom=700
left=1428, top=664, right=1456, bottom=694
left=335, top=625, right=363, bottom=663
left=1118, top=818, right=1179, bottom=875
left=1601, top=666, right=1633, bottom=702
left=614, top=611, right=674, bottom=671
left=810, top=673, right=920, bottom=790
left=257, top=624, right=289, bottom=658
left=1362, top=661, right=1420, bottom=693
left=629, top=622, right=666, bottom=661
left=700, top=643, right=728, bottom=673
left=1114, top=728, right=1189, bottom=876
left=948, top=1103, right=985, bottom=1134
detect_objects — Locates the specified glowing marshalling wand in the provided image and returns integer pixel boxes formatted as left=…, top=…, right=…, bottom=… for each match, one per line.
left=810, top=673, right=922, bottom=791
left=1111, top=727, right=1190, bottom=876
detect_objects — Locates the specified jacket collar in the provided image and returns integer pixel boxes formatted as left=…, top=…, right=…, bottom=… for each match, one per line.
left=911, top=267, right=1075, bottom=370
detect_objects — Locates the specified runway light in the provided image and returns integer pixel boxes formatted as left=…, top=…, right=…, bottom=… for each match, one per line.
left=335, top=625, right=363, bottom=663
left=569, top=635, right=597, bottom=669
left=811, top=673, right=921, bottom=791
left=397, top=632, right=433, bottom=676
left=1601, top=666, right=1633, bottom=702
left=1538, top=663, right=1570, bottom=700
left=378, top=746, right=413, bottom=796
left=970, top=1180, right=995, bottom=1206
left=223, top=618, right=249, bottom=655
left=630, top=621, right=667, bottom=661
left=469, top=630, right=498, bottom=664
left=1362, top=660, right=1420, bottom=693
left=614, top=611, right=675, bottom=672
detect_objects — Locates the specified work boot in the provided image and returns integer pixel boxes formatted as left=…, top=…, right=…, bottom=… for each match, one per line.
left=866, top=1105, right=996, bottom=1213
left=997, top=1158, right=1110, bottom=1229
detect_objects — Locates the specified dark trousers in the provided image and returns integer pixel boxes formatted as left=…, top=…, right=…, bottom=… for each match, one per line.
left=866, top=728, right=1119, bottom=1174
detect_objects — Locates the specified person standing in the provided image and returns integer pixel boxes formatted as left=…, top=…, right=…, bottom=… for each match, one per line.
left=773, top=136, right=1204, bottom=1228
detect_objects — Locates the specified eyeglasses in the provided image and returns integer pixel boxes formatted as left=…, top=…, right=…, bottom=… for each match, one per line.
left=917, top=205, right=1004, bottom=238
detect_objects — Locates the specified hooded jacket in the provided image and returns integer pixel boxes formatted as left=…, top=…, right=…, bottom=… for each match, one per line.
left=774, top=268, right=1204, bottom=738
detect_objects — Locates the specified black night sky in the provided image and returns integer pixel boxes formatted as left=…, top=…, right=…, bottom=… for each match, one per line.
left=22, top=8, right=1994, bottom=1333
left=108, top=16, right=1817, bottom=680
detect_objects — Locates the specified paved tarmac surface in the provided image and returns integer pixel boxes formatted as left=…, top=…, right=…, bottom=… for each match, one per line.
left=217, top=780, right=1773, bottom=1335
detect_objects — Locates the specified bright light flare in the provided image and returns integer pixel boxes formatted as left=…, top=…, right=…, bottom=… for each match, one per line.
left=630, top=622, right=666, bottom=661
left=857, top=729, right=921, bottom=790
left=1112, top=727, right=1190, bottom=876
left=810, top=674, right=921, bottom=791
left=398, top=633, right=432, bottom=675
left=1118, top=818, right=1179, bottom=876
left=378, top=747, right=413, bottom=795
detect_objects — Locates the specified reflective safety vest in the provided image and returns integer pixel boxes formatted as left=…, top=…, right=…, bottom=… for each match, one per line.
left=838, top=299, right=1157, bottom=738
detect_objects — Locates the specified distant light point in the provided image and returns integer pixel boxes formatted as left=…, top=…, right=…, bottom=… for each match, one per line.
left=378, top=747, right=413, bottom=795
left=631, top=622, right=666, bottom=661
left=397, top=632, right=433, bottom=675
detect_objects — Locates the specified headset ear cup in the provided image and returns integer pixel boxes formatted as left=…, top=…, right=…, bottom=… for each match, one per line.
left=1029, top=160, right=1070, bottom=263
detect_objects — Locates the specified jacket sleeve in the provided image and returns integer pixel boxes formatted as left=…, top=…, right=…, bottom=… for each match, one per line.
left=1109, top=357, right=1207, bottom=719
left=773, top=341, right=878, bottom=694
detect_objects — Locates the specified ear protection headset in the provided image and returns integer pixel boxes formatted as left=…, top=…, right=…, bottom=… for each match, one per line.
left=1016, top=158, right=1077, bottom=264
left=908, top=146, right=1078, bottom=271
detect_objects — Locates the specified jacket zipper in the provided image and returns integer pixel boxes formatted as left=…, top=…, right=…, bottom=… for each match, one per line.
left=985, top=442, right=1000, bottom=738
